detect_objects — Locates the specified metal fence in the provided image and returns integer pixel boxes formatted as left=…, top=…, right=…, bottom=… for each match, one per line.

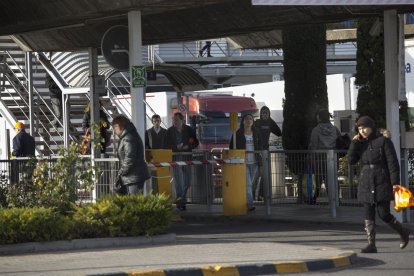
left=3, top=149, right=410, bottom=215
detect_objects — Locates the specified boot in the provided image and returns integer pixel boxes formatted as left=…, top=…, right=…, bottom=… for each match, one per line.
left=387, top=217, right=410, bottom=249
left=361, top=220, right=377, bottom=253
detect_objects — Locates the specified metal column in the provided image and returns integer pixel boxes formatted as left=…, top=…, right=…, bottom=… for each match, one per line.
left=25, top=52, right=34, bottom=136
left=88, top=47, right=100, bottom=159
left=128, top=10, right=146, bottom=140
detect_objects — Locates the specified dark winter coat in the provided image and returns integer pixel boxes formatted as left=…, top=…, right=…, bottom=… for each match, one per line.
left=164, top=125, right=199, bottom=152
left=145, top=127, right=167, bottom=149
left=12, top=130, right=35, bottom=157
left=116, top=122, right=150, bottom=185
left=347, top=133, right=400, bottom=203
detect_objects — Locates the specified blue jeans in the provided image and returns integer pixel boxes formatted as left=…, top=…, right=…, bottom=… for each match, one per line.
left=246, top=163, right=258, bottom=206
left=173, top=165, right=191, bottom=204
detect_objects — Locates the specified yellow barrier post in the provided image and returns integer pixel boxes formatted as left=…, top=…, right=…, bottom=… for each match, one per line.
left=222, top=149, right=246, bottom=216
left=146, top=149, right=173, bottom=196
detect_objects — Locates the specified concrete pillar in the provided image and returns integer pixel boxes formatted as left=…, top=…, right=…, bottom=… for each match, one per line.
left=384, top=10, right=400, bottom=161
left=384, top=10, right=406, bottom=222
left=88, top=47, right=100, bottom=158
left=128, top=10, right=146, bottom=140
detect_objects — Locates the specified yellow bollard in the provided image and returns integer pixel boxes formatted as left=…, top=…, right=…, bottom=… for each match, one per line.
left=146, top=149, right=173, bottom=197
left=222, top=149, right=246, bottom=216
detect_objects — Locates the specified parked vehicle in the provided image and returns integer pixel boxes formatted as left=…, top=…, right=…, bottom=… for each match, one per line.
left=174, top=94, right=258, bottom=149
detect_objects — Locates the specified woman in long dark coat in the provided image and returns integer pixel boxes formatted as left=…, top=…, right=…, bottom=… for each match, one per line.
left=112, top=115, right=150, bottom=195
left=348, top=116, right=410, bottom=253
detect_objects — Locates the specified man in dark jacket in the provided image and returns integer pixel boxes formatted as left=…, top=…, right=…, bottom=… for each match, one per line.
left=254, top=106, right=281, bottom=200
left=145, top=114, right=166, bottom=149
left=164, top=112, right=199, bottom=210
left=348, top=116, right=409, bottom=253
left=254, top=106, right=281, bottom=150
left=308, top=109, right=340, bottom=203
left=112, top=115, right=150, bottom=195
left=12, top=122, right=35, bottom=157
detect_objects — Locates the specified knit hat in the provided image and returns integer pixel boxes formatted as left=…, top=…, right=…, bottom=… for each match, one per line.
left=356, top=116, right=375, bottom=128
left=318, top=109, right=331, bottom=123
left=14, top=121, right=24, bottom=129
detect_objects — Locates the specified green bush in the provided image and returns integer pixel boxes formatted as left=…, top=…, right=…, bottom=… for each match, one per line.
left=0, top=194, right=173, bottom=245
left=6, top=143, right=97, bottom=213
left=0, top=207, right=72, bottom=244
left=72, top=194, right=173, bottom=238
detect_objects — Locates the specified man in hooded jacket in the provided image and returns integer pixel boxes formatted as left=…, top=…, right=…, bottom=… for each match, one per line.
left=308, top=109, right=340, bottom=203
left=254, top=106, right=282, bottom=200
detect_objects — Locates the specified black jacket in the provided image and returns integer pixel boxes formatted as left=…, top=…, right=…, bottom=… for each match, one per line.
left=12, top=130, right=35, bottom=157
left=347, top=133, right=399, bottom=203
left=116, top=122, right=150, bottom=185
left=145, top=127, right=167, bottom=149
left=229, top=127, right=263, bottom=151
left=164, top=125, right=199, bottom=152
left=254, top=118, right=281, bottom=150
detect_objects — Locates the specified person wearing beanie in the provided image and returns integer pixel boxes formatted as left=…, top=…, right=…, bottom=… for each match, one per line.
left=12, top=121, right=35, bottom=157
left=308, top=109, right=340, bottom=204
left=348, top=116, right=410, bottom=253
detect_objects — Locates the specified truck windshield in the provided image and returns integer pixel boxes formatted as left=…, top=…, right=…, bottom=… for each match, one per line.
left=198, top=117, right=239, bottom=144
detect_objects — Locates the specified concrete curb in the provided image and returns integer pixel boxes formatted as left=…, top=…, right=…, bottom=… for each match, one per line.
left=0, top=233, right=176, bottom=255
left=87, top=251, right=357, bottom=276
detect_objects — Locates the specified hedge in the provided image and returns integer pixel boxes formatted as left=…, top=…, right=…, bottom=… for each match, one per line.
left=0, top=194, right=173, bottom=244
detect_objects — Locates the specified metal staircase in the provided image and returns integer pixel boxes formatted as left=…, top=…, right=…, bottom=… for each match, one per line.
left=0, top=37, right=118, bottom=156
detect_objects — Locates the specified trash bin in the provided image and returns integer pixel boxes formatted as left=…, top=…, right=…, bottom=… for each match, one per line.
left=222, top=149, right=246, bottom=216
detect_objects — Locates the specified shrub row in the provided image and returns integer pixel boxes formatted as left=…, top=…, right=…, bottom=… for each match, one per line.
left=0, top=194, right=173, bottom=244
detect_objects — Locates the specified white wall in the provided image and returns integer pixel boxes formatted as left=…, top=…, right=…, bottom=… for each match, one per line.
left=405, top=39, right=414, bottom=108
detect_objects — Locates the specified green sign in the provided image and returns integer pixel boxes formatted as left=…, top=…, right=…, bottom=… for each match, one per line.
left=131, top=66, right=146, bottom=88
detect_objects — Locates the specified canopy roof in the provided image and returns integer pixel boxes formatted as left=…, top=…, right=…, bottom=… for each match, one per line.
left=1, top=0, right=413, bottom=52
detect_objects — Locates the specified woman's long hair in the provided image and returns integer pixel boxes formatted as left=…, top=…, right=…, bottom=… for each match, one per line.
left=239, top=113, right=254, bottom=132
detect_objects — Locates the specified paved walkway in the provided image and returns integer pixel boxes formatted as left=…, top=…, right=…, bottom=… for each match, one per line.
left=0, top=204, right=412, bottom=275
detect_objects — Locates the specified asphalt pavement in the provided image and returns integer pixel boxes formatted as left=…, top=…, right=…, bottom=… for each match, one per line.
left=0, top=204, right=412, bottom=276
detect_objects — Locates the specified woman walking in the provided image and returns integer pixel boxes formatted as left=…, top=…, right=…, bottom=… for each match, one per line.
left=229, top=114, right=263, bottom=212
left=348, top=116, right=410, bottom=253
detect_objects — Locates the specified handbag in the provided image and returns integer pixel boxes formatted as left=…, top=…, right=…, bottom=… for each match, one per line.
left=114, top=175, right=127, bottom=195
left=393, top=185, right=414, bottom=212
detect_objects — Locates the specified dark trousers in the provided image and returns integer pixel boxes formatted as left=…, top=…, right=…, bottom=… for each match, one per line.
left=364, top=201, right=394, bottom=223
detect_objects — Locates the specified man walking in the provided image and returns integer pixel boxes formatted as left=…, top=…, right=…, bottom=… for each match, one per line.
left=164, top=112, right=199, bottom=210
